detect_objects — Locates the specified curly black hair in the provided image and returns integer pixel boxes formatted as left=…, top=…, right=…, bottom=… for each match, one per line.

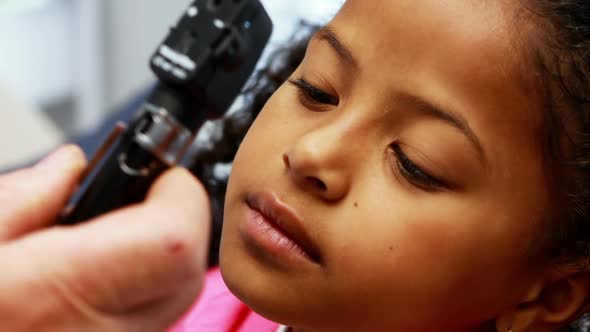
left=527, top=1, right=590, bottom=331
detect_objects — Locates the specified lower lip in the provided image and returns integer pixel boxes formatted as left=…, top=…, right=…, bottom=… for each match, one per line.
left=240, top=205, right=315, bottom=266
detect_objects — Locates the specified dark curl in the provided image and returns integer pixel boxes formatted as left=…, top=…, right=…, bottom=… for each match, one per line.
left=524, top=0, right=590, bottom=330
left=528, top=1, right=590, bottom=265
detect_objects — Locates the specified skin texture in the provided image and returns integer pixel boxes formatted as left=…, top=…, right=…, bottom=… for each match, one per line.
left=219, top=0, right=566, bottom=331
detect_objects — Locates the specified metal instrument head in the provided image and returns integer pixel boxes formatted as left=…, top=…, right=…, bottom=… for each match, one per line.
left=150, top=0, right=273, bottom=117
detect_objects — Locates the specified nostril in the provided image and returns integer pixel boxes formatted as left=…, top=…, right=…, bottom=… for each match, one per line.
left=282, top=154, right=291, bottom=169
left=283, top=152, right=329, bottom=194
left=306, top=177, right=327, bottom=192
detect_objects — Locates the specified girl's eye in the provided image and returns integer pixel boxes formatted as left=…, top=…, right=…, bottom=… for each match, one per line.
left=391, top=144, right=444, bottom=191
left=288, top=78, right=339, bottom=109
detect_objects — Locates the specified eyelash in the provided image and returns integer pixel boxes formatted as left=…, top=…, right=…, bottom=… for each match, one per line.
left=288, top=78, right=339, bottom=108
left=391, top=144, right=444, bottom=190
left=288, top=77, right=443, bottom=191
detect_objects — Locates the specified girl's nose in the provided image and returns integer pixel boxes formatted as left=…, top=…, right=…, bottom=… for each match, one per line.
left=282, top=129, right=352, bottom=201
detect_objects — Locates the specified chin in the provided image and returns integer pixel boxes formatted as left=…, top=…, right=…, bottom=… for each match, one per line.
left=219, top=252, right=288, bottom=324
left=218, top=195, right=328, bottom=328
left=218, top=238, right=318, bottom=328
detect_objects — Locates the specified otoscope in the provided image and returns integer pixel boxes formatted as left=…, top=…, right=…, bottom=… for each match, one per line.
left=60, top=0, right=273, bottom=224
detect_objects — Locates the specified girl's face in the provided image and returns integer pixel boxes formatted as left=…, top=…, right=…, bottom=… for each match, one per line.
left=220, top=0, right=551, bottom=331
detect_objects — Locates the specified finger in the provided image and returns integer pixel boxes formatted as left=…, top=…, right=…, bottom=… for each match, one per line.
left=6, top=168, right=211, bottom=318
left=0, top=145, right=86, bottom=240
left=114, top=282, right=202, bottom=332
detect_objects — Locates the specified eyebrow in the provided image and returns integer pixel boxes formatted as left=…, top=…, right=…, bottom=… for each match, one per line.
left=313, top=26, right=485, bottom=163
left=404, top=94, right=486, bottom=162
left=313, top=26, right=359, bottom=70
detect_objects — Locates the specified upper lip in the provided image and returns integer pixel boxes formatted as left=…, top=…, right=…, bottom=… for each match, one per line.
left=246, top=191, right=322, bottom=264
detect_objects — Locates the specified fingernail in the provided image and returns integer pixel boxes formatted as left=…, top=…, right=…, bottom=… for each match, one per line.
left=35, top=145, right=78, bottom=171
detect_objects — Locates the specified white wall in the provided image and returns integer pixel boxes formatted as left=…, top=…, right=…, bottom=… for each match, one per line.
left=0, top=0, right=74, bottom=105
left=0, top=0, right=344, bottom=134
left=103, top=0, right=192, bottom=113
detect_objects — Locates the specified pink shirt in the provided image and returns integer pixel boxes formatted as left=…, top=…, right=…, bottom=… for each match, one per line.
left=167, top=267, right=280, bottom=332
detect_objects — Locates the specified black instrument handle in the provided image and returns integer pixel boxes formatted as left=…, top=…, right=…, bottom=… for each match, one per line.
left=60, top=141, right=167, bottom=225
left=60, top=97, right=201, bottom=225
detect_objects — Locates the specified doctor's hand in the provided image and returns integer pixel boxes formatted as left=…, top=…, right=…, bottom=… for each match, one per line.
left=0, top=145, right=210, bottom=332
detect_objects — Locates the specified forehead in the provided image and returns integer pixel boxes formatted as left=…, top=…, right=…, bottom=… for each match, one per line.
left=324, top=0, right=544, bottom=158
left=331, top=0, right=527, bottom=82
left=335, top=0, right=516, bottom=49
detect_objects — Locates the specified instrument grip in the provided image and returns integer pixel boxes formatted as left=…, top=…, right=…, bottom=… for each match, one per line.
left=60, top=142, right=167, bottom=225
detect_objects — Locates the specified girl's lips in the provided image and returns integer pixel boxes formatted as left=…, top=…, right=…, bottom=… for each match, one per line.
left=243, top=191, right=322, bottom=265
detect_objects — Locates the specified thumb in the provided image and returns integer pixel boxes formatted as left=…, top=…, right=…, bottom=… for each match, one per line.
left=0, top=168, right=210, bottom=331
left=0, top=145, right=86, bottom=241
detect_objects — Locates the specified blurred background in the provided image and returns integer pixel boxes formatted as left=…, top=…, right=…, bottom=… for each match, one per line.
left=0, top=0, right=343, bottom=168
